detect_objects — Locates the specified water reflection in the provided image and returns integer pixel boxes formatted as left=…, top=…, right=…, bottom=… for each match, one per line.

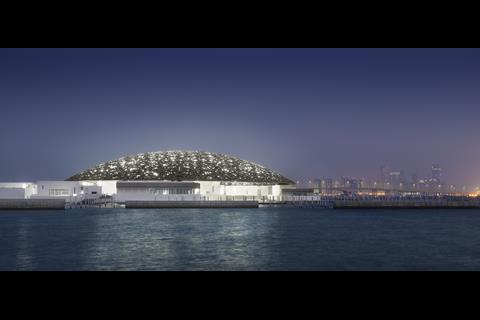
left=14, top=216, right=36, bottom=270
left=2, top=208, right=480, bottom=270
left=85, top=209, right=281, bottom=270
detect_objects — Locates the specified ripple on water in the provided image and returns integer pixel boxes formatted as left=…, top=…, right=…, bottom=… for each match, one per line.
left=1, top=208, right=480, bottom=270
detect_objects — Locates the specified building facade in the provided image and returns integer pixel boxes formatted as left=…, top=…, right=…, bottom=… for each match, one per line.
left=0, top=151, right=294, bottom=202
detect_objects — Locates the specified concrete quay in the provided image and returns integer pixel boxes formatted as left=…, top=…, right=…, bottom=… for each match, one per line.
left=334, top=199, right=480, bottom=209
left=125, top=200, right=259, bottom=209
left=0, top=199, right=66, bottom=210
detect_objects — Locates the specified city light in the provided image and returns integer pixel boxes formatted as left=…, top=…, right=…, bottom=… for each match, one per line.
left=306, top=164, right=473, bottom=197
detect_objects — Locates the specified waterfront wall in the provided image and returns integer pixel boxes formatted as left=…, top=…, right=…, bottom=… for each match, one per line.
left=0, top=199, right=66, bottom=210
left=334, top=199, right=480, bottom=209
left=126, top=200, right=259, bottom=209
left=0, top=188, right=26, bottom=199
left=0, top=183, right=37, bottom=199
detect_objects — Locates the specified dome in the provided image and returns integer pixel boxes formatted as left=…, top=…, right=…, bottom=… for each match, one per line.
left=66, top=150, right=294, bottom=185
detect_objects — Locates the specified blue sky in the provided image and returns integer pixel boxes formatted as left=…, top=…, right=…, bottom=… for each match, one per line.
left=0, top=48, right=479, bottom=188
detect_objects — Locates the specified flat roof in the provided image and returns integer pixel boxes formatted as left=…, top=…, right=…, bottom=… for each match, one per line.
left=116, top=181, right=200, bottom=189
left=282, top=188, right=315, bottom=193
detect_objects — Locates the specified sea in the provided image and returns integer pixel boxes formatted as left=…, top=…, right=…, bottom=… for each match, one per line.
left=1, top=207, right=480, bottom=271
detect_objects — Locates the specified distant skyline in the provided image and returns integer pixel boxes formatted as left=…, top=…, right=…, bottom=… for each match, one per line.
left=1, top=48, right=479, bottom=188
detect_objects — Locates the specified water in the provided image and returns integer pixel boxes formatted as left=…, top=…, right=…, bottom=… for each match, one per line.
left=1, top=207, right=480, bottom=270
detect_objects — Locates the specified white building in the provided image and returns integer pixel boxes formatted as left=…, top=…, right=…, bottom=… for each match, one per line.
left=66, top=150, right=293, bottom=202
left=33, top=181, right=102, bottom=201
left=0, top=183, right=37, bottom=199
left=0, top=151, right=294, bottom=203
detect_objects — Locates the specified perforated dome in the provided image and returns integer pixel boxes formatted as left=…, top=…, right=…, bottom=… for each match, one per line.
left=66, top=150, right=294, bottom=185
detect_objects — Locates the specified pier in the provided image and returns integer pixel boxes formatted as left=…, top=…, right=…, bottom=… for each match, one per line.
left=0, top=199, right=66, bottom=210
left=125, top=200, right=259, bottom=209
left=334, top=198, right=480, bottom=209
left=1, top=195, right=479, bottom=210
left=260, top=195, right=480, bottom=209
left=66, top=197, right=121, bottom=209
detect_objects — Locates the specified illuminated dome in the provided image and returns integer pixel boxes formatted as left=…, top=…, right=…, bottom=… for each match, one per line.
left=66, top=150, right=294, bottom=185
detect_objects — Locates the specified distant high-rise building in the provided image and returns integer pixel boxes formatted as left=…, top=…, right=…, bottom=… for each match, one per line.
left=400, top=169, right=406, bottom=184
left=389, top=171, right=401, bottom=189
left=432, top=164, right=442, bottom=182
left=411, top=173, right=418, bottom=189
left=380, top=166, right=390, bottom=188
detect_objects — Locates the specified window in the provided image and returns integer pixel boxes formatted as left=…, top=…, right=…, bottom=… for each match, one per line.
left=49, top=189, right=70, bottom=196
left=146, top=187, right=193, bottom=195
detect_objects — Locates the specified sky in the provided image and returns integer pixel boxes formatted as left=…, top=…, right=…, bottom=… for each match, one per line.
left=0, top=48, right=479, bottom=188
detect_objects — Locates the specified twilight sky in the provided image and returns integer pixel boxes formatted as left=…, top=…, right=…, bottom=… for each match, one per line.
left=0, top=48, right=479, bottom=188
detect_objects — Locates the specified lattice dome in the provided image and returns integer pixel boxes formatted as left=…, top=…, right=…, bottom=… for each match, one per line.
left=66, top=150, right=294, bottom=185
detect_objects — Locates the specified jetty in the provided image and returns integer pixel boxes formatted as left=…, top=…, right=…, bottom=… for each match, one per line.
left=334, top=198, right=480, bottom=209
left=125, top=200, right=259, bottom=209
left=0, top=199, right=66, bottom=210
left=260, top=195, right=480, bottom=209
left=1, top=195, right=479, bottom=210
